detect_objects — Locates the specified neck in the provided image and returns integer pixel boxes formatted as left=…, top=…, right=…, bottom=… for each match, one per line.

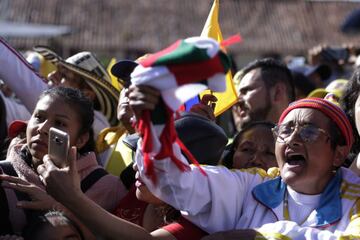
left=288, top=176, right=333, bottom=195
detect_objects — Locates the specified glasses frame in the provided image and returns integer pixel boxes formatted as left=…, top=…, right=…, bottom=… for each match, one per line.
left=272, top=123, right=331, bottom=143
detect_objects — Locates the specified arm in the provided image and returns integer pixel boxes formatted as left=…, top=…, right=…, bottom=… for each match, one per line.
left=129, top=85, right=251, bottom=233
left=0, top=38, right=48, bottom=112
left=38, top=147, right=158, bottom=240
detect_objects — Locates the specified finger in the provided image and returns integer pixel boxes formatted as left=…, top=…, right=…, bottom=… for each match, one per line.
left=42, top=154, right=58, bottom=171
left=16, top=200, right=45, bottom=210
left=68, top=146, right=78, bottom=175
left=201, top=94, right=218, bottom=105
left=128, top=85, right=160, bottom=104
left=36, top=164, right=46, bottom=176
left=1, top=181, right=32, bottom=194
left=0, top=175, right=30, bottom=186
left=135, top=85, right=160, bottom=97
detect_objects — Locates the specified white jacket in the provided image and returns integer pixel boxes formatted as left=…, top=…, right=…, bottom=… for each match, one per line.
left=135, top=138, right=360, bottom=240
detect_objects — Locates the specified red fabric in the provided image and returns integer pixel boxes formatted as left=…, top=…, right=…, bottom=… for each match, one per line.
left=139, top=40, right=182, bottom=67
left=137, top=106, right=206, bottom=184
left=220, top=34, right=243, bottom=48
left=162, top=216, right=208, bottom=240
left=167, top=55, right=224, bottom=86
left=137, top=110, right=156, bottom=183
left=112, top=185, right=149, bottom=226
left=154, top=107, right=190, bottom=172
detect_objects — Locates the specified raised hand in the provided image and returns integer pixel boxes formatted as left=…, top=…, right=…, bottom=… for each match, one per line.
left=0, top=174, right=56, bottom=210
left=190, top=94, right=217, bottom=121
left=37, top=146, right=81, bottom=206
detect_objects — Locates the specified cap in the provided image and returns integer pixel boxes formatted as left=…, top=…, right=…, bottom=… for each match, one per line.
left=111, top=60, right=138, bottom=86
left=291, top=64, right=331, bottom=81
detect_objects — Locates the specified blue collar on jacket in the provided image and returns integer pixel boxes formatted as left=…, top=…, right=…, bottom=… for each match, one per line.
left=252, top=170, right=342, bottom=226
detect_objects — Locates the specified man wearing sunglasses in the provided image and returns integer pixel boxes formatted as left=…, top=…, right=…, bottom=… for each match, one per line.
left=129, top=95, right=359, bottom=239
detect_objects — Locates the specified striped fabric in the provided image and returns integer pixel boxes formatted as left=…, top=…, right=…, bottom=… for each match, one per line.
left=278, top=97, right=354, bottom=148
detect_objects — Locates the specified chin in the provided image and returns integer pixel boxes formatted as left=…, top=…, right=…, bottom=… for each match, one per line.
left=281, top=170, right=299, bottom=184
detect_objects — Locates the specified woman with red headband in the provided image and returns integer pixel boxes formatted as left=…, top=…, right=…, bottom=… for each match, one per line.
left=127, top=93, right=358, bottom=239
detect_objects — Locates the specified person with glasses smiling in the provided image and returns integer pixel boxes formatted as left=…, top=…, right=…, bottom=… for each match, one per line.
left=123, top=91, right=359, bottom=239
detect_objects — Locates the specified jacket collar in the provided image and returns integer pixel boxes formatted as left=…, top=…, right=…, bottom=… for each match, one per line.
left=252, top=170, right=342, bottom=226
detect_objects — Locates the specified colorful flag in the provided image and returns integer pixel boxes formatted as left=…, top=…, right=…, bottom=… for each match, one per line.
left=200, top=0, right=239, bottom=116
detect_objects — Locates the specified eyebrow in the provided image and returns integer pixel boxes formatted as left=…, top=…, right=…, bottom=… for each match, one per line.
left=36, top=110, right=71, bottom=120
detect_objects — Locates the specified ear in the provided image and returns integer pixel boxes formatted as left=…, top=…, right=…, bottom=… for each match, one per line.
left=332, top=145, right=348, bottom=167
left=76, top=132, right=90, bottom=150
left=270, top=83, right=287, bottom=104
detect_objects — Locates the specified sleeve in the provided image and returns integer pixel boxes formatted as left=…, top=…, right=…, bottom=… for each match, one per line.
left=161, top=216, right=208, bottom=240
left=84, top=171, right=127, bottom=212
left=135, top=127, right=259, bottom=233
left=0, top=38, right=48, bottom=112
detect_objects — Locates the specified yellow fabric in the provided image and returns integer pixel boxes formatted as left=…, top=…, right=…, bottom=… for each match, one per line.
left=105, top=134, right=133, bottom=176
left=40, top=57, right=56, bottom=78
left=200, top=0, right=238, bottom=116
left=96, top=126, right=133, bottom=176
left=255, top=232, right=291, bottom=240
left=107, top=57, right=122, bottom=91
left=96, top=126, right=126, bottom=153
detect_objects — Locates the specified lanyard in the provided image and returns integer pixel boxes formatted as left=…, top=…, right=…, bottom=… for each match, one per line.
left=283, top=191, right=290, bottom=220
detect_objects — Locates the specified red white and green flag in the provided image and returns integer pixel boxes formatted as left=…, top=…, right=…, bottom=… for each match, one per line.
left=132, top=36, right=230, bottom=183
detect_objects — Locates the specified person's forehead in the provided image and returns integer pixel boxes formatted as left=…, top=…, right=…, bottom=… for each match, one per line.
left=241, top=126, right=274, bottom=143
left=282, top=108, right=330, bottom=126
left=239, top=69, right=264, bottom=88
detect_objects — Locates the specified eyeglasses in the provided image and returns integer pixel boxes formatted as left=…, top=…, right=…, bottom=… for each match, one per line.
left=272, top=123, right=330, bottom=143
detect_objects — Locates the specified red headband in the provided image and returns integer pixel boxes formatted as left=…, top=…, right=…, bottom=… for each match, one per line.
left=279, top=97, right=354, bottom=148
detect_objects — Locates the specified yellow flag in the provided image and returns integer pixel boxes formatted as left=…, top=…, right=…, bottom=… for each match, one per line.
left=107, top=58, right=121, bottom=91
left=200, top=0, right=238, bottom=116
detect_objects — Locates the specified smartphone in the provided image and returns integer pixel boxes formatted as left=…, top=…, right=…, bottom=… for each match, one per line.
left=48, top=127, right=70, bottom=168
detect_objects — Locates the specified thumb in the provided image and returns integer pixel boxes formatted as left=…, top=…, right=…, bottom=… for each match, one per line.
left=68, top=146, right=78, bottom=175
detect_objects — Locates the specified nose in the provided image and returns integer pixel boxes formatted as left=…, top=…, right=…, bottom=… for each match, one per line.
left=250, top=152, right=267, bottom=169
left=283, top=128, right=303, bottom=147
left=37, top=120, right=50, bottom=136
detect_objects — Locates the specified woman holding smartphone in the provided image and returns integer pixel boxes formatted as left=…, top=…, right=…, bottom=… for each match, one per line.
left=0, top=87, right=126, bottom=237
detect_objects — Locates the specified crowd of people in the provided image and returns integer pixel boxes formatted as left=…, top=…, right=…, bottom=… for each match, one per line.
left=0, top=33, right=360, bottom=240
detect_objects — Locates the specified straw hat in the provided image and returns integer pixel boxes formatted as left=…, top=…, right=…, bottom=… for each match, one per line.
left=34, top=46, right=120, bottom=126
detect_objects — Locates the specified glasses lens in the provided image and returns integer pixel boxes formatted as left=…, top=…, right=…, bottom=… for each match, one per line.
left=299, top=125, right=320, bottom=142
left=278, top=125, right=293, bottom=137
left=274, top=124, right=293, bottom=142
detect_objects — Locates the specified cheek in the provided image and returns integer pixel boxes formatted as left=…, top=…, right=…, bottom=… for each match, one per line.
left=233, top=152, right=248, bottom=169
left=25, top=122, right=36, bottom=141
left=274, top=143, right=284, bottom=166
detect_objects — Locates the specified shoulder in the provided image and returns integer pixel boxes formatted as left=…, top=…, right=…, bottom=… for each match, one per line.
left=340, top=167, right=360, bottom=202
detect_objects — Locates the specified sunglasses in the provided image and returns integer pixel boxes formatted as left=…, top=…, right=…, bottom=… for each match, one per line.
left=272, top=123, right=330, bottom=143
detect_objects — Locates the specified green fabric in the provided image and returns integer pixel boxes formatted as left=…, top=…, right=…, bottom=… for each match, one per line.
left=153, top=40, right=211, bottom=66
left=218, top=51, right=231, bottom=73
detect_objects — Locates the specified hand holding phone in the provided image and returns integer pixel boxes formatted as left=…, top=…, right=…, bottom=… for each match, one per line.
left=48, top=127, right=70, bottom=168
